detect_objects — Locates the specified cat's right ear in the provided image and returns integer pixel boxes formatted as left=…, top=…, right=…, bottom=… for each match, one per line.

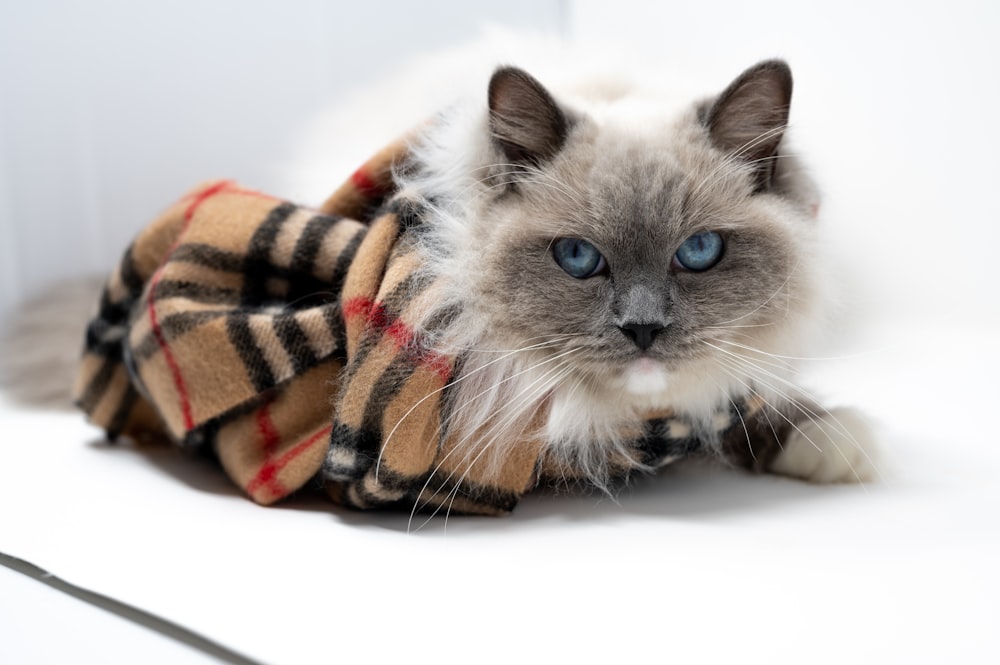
left=703, top=59, right=793, bottom=191
left=488, top=67, right=569, bottom=167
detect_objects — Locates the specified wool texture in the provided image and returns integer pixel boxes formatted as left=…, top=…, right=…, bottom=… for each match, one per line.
left=74, top=136, right=764, bottom=516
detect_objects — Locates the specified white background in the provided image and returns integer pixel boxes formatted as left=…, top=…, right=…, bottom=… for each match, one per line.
left=2, top=1, right=999, bottom=664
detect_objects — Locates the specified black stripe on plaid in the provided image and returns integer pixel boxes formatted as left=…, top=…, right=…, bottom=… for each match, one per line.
left=180, top=394, right=264, bottom=450
left=325, top=422, right=378, bottom=480
left=169, top=243, right=246, bottom=273
left=193, top=414, right=223, bottom=450
left=326, top=352, right=426, bottom=481
left=281, top=214, right=344, bottom=309
left=339, top=463, right=521, bottom=515
left=322, top=304, right=346, bottom=359
left=414, top=470, right=521, bottom=514
left=171, top=237, right=355, bottom=291
left=130, top=310, right=230, bottom=361
left=89, top=247, right=145, bottom=353
left=84, top=316, right=127, bottom=358
left=272, top=313, right=319, bottom=374
left=105, top=385, right=140, bottom=440
left=290, top=215, right=338, bottom=277
left=95, top=291, right=130, bottom=337
left=241, top=201, right=297, bottom=306
left=75, top=356, right=118, bottom=413
left=153, top=280, right=241, bottom=305
left=328, top=227, right=366, bottom=291
left=118, top=244, right=145, bottom=294
left=353, top=354, right=423, bottom=471
left=226, top=312, right=276, bottom=393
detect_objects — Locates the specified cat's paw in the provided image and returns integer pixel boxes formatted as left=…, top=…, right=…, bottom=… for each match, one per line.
left=770, top=408, right=879, bottom=483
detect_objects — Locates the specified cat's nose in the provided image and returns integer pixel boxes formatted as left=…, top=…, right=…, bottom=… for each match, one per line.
left=619, top=322, right=665, bottom=351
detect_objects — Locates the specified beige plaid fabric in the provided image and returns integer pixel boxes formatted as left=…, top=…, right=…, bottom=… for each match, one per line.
left=74, top=137, right=772, bottom=516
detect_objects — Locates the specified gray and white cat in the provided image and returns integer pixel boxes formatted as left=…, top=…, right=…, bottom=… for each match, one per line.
left=395, top=58, right=877, bottom=489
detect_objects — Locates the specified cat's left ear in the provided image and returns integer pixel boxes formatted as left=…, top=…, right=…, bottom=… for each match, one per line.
left=488, top=67, right=569, bottom=167
left=704, top=59, right=793, bottom=191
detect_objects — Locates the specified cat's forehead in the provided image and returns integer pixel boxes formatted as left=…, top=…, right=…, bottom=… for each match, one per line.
left=507, top=115, right=753, bottom=252
left=590, top=140, right=685, bottom=198
left=584, top=118, right=719, bottom=188
left=577, top=137, right=705, bottom=234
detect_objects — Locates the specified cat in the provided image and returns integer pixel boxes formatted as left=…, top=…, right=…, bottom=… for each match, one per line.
left=371, top=58, right=878, bottom=493
left=0, top=37, right=878, bottom=503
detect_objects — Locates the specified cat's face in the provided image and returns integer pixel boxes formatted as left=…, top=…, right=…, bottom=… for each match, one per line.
left=439, top=62, right=821, bottom=407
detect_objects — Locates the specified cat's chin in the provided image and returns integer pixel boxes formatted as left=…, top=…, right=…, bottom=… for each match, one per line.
left=623, top=358, right=671, bottom=396
left=609, top=355, right=734, bottom=416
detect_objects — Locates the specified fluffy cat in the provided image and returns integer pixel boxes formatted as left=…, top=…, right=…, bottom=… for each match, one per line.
left=383, top=58, right=877, bottom=491
left=0, top=36, right=877, bottom=500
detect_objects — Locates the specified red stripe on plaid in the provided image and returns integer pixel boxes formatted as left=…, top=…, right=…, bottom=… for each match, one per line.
left=148, top=182, right=278, bottom=433
left=146, top=282, right=194, bottom=430
left=350, top=167, right=382, bottom=198
left=342, top=296, right=390, bottom=331
left=384, top=317, right=452, bottom=380
left=246, top=423, right=334, bottom=501
left=182, top=180, right=234, bottom=221
left=145, top=185, right=232, bottom=431
left=421, top=350, right=453, bottom=382
left=366, top=302, right=388, bottom=330
left=179, top=181, right=276, bottom=221
left=386, top=319, right=414, bottom=348
left=255, top=401, right=281, bottom=455
left=344, top=298, right=451, bottom=381
left=247, top=402, right=286, bottom=498
left=342, top=296, right=373, bottom=321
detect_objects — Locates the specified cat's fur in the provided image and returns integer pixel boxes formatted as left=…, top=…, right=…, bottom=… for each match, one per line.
left=391, top=59, right=876, bottom=489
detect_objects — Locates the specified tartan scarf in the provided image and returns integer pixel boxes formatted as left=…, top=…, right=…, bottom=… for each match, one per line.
left=74, top=136, right=762, bottom=516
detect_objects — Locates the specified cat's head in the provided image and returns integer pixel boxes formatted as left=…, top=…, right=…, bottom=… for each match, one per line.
left=412, top=60, right=824, bottom=417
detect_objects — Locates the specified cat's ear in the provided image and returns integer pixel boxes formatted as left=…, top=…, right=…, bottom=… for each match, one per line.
left=488, top=67, right=569, bottom=166
left=704, top=59, right=793, bottom=191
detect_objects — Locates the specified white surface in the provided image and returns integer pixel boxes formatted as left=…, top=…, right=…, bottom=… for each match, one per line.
left=0, top=564, right=221, bottom=664
left=3, top=1, right=1000, bottom=663
left=2, top=318, right=1000, bottom=664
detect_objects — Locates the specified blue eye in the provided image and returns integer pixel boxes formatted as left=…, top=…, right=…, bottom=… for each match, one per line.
left=553, top=238, right=607, bottom=278
left=674, top=231, right=724, bottom=271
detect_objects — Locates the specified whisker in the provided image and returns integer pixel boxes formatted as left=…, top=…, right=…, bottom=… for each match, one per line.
left=406, top=347, right=581, bottom=531
left=410, top=356, right=578, bottom=532
left=708, top=342, right=861, bottom=448
left=437, top=361, right=578, bottom=530
left=430, top=332, right=585, bottom=355
left=705, top=257, right=802, bottom=327
left=375, top=336, right=575, bottom=480
left=702, top=339, right=795, bottom=374
left=689, top=124, right=792, bottom=200
left=703, top=321, right=780, bottom=331
left=711, top=337, right=885, bottom=363
left=709, top=350, right=880, bottom=485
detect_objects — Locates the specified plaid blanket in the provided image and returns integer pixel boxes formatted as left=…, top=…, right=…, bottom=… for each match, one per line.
left=74, top=136, right=770, bottom=516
